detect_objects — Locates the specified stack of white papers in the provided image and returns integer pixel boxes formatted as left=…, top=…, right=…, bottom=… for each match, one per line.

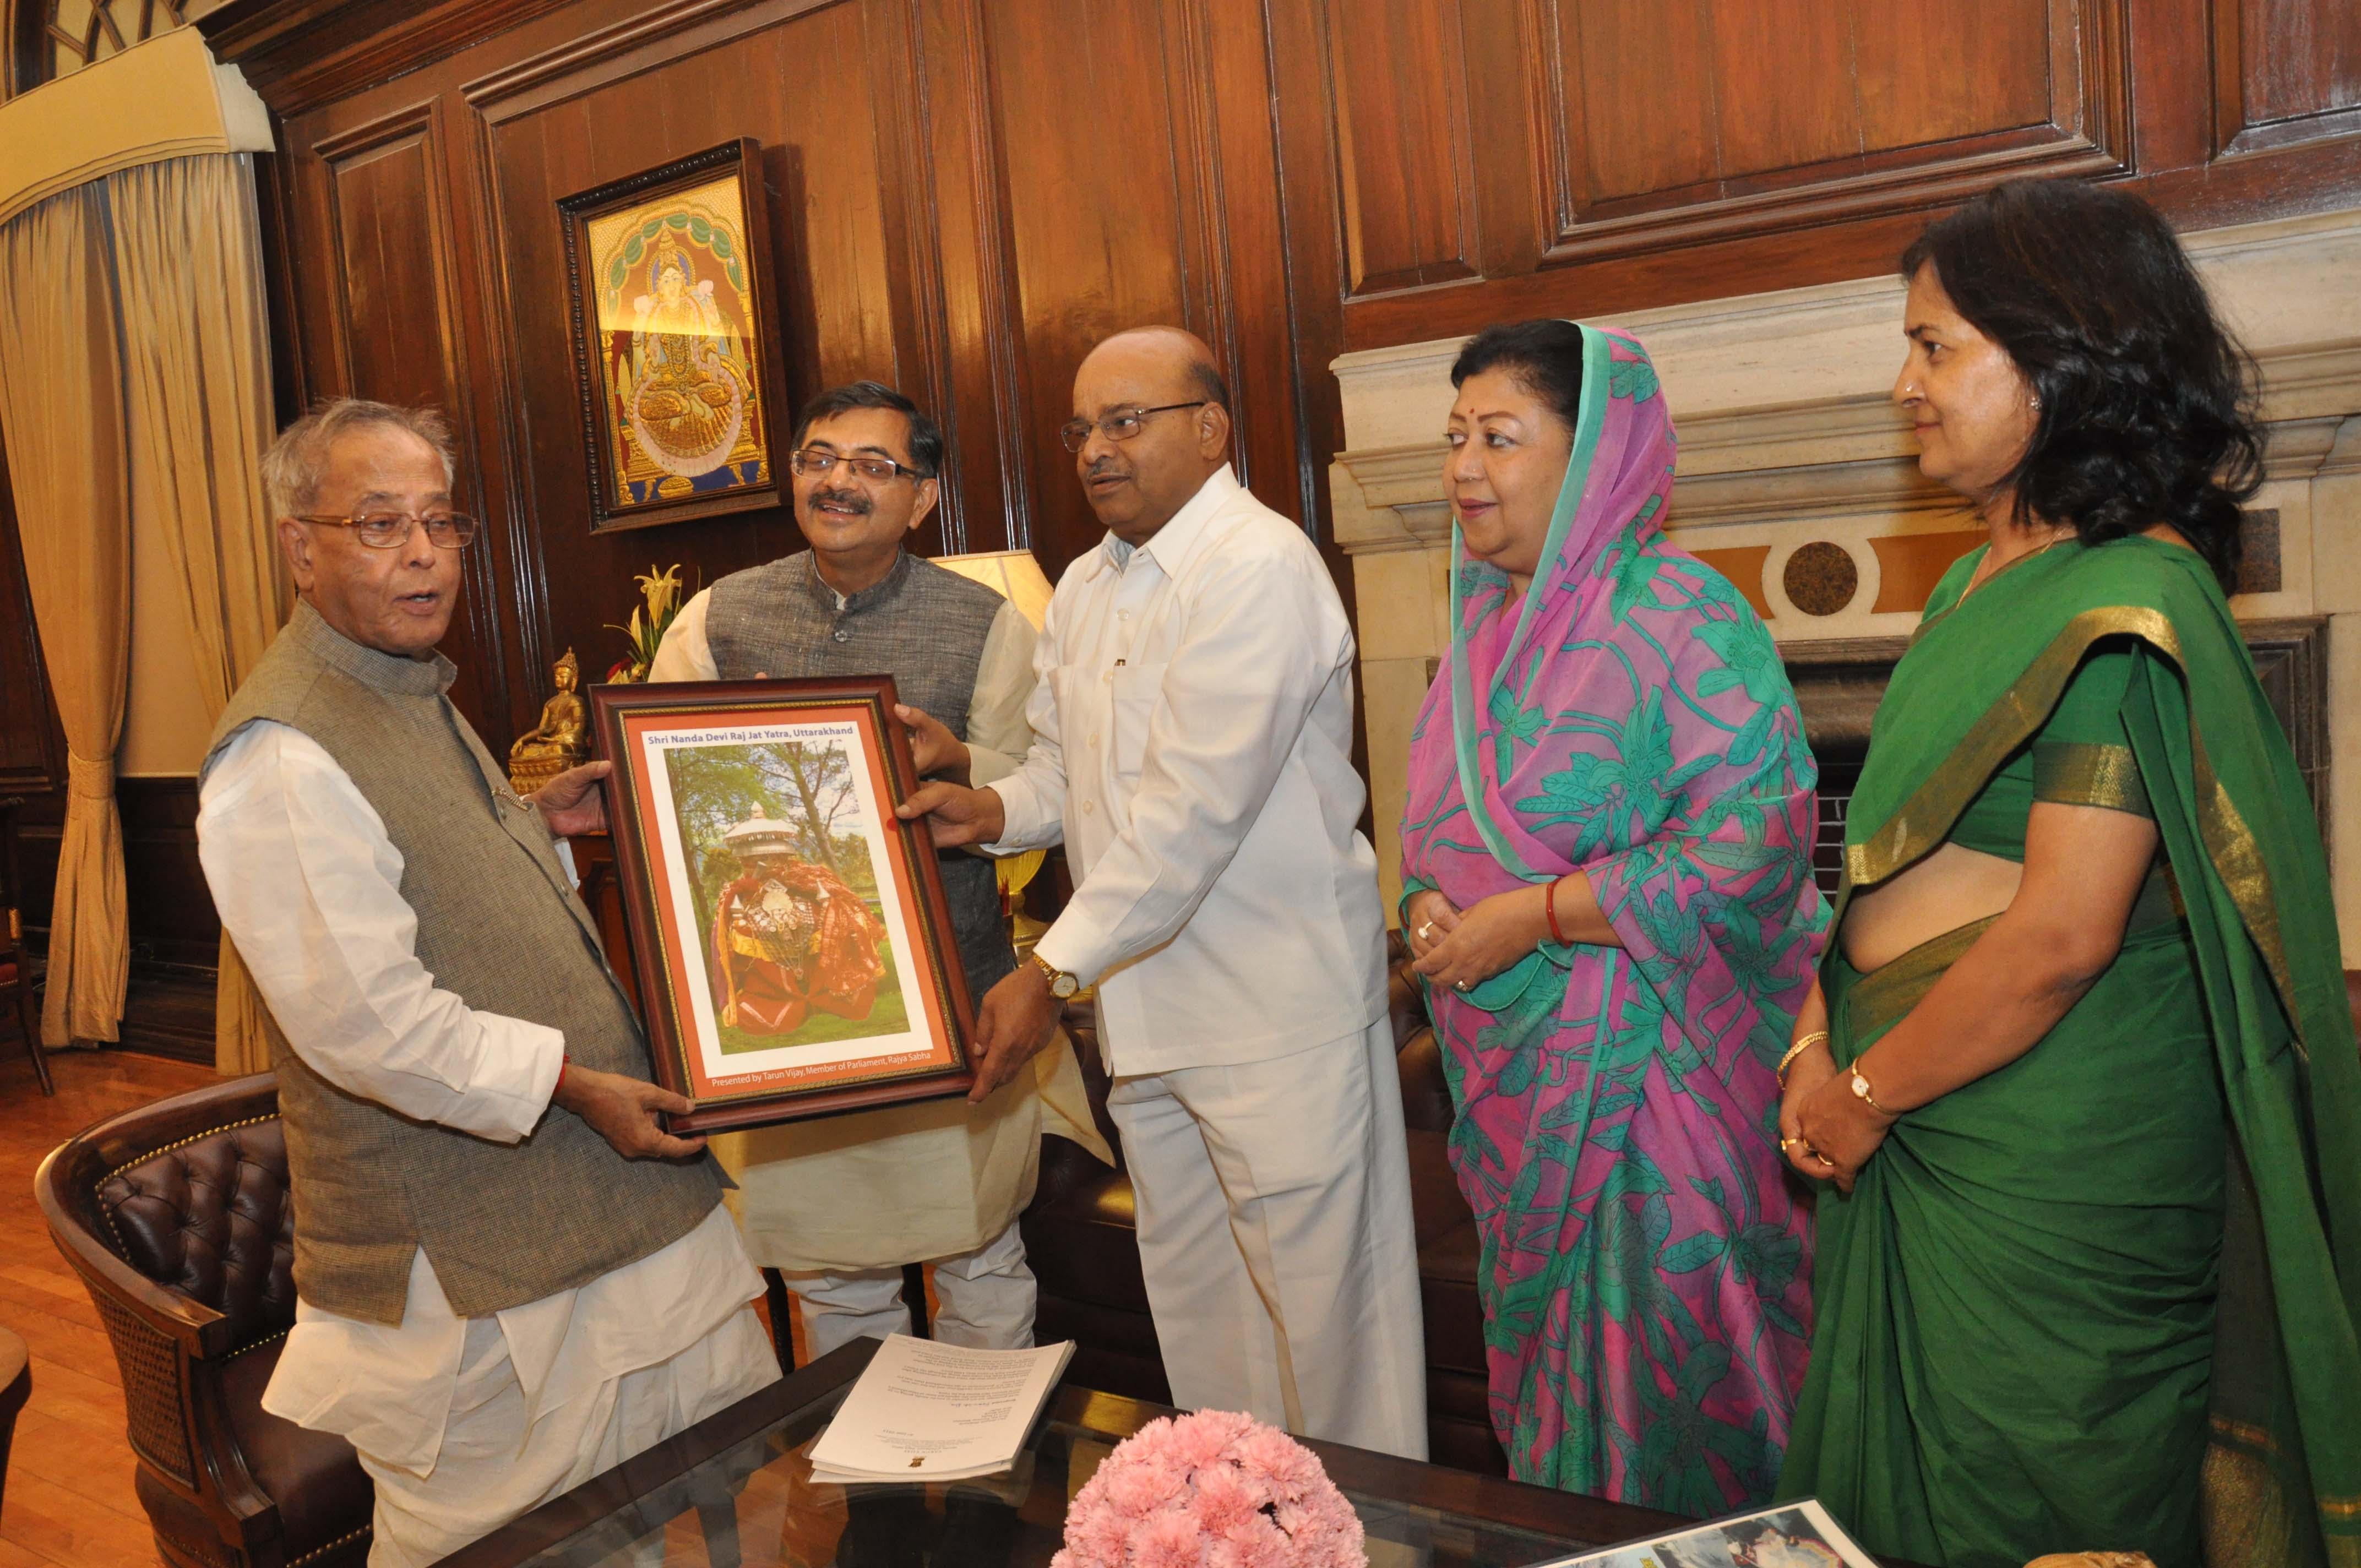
left=807, top=1333, right=1075, bottom=1485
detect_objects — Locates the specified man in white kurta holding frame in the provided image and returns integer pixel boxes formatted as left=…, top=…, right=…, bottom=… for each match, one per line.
left=900, top=326, right=1428, bottom=1458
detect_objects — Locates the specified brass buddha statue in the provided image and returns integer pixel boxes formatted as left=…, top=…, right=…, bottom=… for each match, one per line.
left=507, top=649, right=589, bottom=794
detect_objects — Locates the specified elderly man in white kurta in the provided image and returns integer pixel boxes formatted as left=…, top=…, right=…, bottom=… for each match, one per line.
left=197, top=398, right=779, bottom=1567
left=651, top=379, right=1106, bottom=1357
left=902, top=328, right=1428, bottom=1457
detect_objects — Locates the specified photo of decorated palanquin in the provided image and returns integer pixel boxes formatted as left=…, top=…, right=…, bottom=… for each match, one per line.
left=661, top=737, right=907, bottom=1055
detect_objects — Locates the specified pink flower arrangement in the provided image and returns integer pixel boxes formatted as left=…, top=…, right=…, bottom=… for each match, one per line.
left=1052, top=1409, right=1367, bottom=1568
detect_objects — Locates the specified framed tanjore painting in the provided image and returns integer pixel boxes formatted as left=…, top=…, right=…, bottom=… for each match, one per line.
left=559, top=139, right=789, bottom=531
left=590, top=677, right=977, bottom=1132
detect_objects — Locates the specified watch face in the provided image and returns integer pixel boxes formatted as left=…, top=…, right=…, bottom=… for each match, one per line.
left=1051, top=973, right=1079, bottom=998
left=1850, top=1073, right=1869, bottom=1097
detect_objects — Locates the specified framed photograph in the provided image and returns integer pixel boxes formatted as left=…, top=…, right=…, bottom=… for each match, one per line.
left=590, top=677, right=976, bottom=1132
left=558, top=138, right=789, bottom=531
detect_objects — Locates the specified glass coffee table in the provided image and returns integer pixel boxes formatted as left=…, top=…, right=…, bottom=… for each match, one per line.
left=439, top=1339, right=1701, bottom=1567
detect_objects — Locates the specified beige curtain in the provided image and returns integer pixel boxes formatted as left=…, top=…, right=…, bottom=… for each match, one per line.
left=108, top=155, right=288, bottom=1075
left=0, top=185, right=132, bottom=1047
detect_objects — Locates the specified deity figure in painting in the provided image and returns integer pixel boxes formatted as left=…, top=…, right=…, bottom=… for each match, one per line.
left=627, top=228, right=752, bottom=482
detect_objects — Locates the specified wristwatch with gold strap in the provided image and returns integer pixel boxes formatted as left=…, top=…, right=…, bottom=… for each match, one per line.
left=1029, top=952, right=1080, bottom=999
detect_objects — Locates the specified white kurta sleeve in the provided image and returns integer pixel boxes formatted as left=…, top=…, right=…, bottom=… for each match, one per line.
left=196, top=722, right=565, bottom=1142
left=646, top=587, right=719, bottom=683
left=984, top=595, right=1070, bottom=852
left=1028, top=551, right=1348, bottom=988
left=964, top=600, right=1038, bottom=788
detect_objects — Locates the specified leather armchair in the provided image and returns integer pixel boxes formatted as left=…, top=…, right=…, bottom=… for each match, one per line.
left=34, top=1073, right=372, bottom=1568
left=1021, top=941, right=1510, bottom=1474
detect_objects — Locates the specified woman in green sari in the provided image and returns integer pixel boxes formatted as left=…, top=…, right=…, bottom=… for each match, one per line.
left=1774, top=178, right=2361, bottom=1568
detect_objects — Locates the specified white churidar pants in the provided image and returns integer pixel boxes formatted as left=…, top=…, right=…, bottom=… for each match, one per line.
left=782, top=1219, right=1036, bottom=1358
left=356, top=1305, right=778, bottom=1567
left=1106, top=1016, right=1428, bottom=1459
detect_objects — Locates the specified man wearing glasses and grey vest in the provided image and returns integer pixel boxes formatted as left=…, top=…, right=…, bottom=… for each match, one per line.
left=197, top=399, right=780, bottom=1567
left=650, top=380, right=1106, bottom=1358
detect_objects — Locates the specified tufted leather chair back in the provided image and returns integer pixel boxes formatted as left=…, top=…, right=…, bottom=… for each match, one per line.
left=37, top=1073, right=376, bottom=1568
left=94, top=1115, right=298, bottom=1351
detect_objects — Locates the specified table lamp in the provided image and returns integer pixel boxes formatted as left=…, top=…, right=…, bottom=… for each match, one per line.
left=933, top=549, right=1054, bottom=631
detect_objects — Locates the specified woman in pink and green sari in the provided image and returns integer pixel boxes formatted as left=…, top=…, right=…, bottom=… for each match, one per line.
left=1400, top=320, right=1827, bottom=1509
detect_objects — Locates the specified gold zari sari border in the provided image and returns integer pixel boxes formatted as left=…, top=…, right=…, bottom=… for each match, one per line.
left=1841, top=605, right=2303, bottom=1060
left=2033, top=741, right=2151, bottom=815
left=1842, top=916, right=2000, bottom=1043
left=2205, top=1437, right=2361, bottom=1568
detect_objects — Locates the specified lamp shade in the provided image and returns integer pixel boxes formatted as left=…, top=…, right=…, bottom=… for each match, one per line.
left=933, top=549, right=1054, bottom=630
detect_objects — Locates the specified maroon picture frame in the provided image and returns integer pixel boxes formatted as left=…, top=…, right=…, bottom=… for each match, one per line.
left=590, top=675, right=976, bottom=1133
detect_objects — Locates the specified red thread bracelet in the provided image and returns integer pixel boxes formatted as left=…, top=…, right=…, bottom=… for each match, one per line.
left=555, top=1054, right=572, bottom=1099
left=1544, top=876, right=1569, bottom=945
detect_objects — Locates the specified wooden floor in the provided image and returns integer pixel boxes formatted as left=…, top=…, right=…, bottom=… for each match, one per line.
left=1, top=1046, right=214, bottom=1568
left=0, top=1047, right=827, bottom=1568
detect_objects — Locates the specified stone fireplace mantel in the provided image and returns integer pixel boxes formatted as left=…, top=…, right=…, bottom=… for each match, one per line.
left=1327, top=208, right=2361, bottom=957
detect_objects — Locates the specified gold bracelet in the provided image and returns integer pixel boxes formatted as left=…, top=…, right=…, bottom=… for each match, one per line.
left=1777, top=1031, right=1830, bottom=1082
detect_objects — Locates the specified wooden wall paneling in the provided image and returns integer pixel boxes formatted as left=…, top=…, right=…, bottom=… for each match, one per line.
left=253, top=151, right=313, bottom=431
left=1852, top=0, right=2054, bottom=152
left=194, top=0, right=2361, bottom=790
left=1456, top=0, right=1544, bottom=282
left=465, top=0, right=913, bottom=729
left=115, top=778, right=219, bottom=971
left=1310, top=0, right=2150, bottom=347
left=447, top=68, right=547, bottom=725
left=297, top=99, right=514, bottom=737
left=2132, top=0, right=2215, bottom=171
left=1264, top=0, right=1352, bottom=521
left=0, top=433, right=66, bottom=969
left=984, top=0, right=1187, bottom=579
left=967, top=0, right=1236, bottom=578
left=1320, top=0, right=1481, bottom=296
left=860, top=0, right=969, bottom=553
left=1159, top=0, right=1243, bottom=471
left=0, top=438, right=62, bottom=795
left=1161, top=0, right=1309, bottom=522
left=1195, top=0, right=1324, bottom=536
left=2215, top=0, right=2361, bottom=156
left=1552, top=0, right=1719, bottom=208
left=2121, top=119, right=2361, bottom=231
left=202, top=0, right=585, bottom=115
left=1522, top=0, right=2128, bottom=267
left=1707, top=0, right=1859, bottom=178
left=911, top=0, right=1029, bottom=559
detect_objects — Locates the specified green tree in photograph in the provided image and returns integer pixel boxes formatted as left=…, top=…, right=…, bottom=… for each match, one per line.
left=663, top=737, right=874, bottom=921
